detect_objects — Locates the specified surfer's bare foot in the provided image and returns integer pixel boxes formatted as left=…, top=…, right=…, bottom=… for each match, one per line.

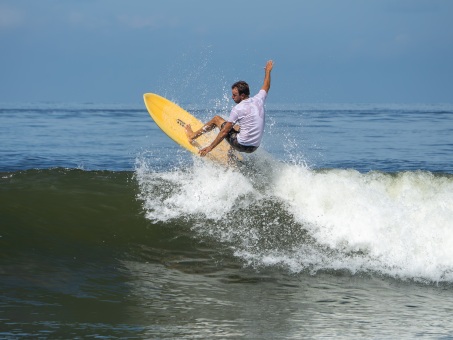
left=185, top=124, right=195, bottom=142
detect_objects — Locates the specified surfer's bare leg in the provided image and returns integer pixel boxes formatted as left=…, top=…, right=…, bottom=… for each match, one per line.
left=185, top=115, right=226, bottom=142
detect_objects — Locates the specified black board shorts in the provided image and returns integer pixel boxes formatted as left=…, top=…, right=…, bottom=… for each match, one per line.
left=221, top=122, right=258, bottom=154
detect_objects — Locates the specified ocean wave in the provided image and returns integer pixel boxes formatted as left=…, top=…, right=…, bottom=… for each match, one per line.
left=2, top=161, right=452, bottom=284
left=136, top=152, right=453, bottom=283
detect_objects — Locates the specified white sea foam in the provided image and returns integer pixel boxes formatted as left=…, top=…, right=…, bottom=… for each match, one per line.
left=136, top=157, right=257, bottom=222
left=272, top=165, right=453, bottom=281
left=136, top=153, right=453, bottom=283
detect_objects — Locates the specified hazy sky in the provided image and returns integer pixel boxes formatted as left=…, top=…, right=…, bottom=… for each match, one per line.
left=1, top=0, right=452, bottom=104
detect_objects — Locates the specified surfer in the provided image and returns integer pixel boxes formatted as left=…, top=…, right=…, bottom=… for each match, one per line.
left=185, top=60, right=274, bottom=156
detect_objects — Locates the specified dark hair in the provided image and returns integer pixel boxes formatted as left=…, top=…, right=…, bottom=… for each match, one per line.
left=232, top=81, right=250, bottom=96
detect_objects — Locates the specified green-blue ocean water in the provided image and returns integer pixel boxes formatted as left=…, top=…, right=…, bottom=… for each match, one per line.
left=1, top=102, right=453, bottom=338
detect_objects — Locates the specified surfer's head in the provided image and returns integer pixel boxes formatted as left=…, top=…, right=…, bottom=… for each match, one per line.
left=231, top=81, right=250, bottom=103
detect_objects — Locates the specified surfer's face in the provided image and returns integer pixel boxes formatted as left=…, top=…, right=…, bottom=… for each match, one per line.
left=232, top=88, right=245, bottom=104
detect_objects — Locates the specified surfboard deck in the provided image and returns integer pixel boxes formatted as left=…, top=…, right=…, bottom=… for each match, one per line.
left=143, top=93, right=241, bottom=165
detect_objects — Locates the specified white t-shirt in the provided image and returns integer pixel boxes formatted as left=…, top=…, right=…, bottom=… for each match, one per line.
left=228, top=89, right=267, bottom=147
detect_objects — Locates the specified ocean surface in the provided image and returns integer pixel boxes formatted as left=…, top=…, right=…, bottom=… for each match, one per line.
left=1, top=100, right=453, bottom=338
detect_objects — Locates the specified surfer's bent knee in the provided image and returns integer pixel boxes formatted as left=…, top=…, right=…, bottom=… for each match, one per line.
left=213, top=115, right=226, bottom=127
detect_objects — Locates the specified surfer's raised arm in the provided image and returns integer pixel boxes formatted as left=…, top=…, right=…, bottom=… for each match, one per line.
left=261, top=60, right=273, bottom=93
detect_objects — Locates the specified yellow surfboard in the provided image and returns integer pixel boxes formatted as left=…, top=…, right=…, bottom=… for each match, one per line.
left=143, top=93, right=241, bottom=165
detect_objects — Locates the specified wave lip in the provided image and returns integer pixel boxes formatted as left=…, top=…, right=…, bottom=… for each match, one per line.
left=136, top=154, right=453, bottom=283
left=273, top=166, right=453, bottom=281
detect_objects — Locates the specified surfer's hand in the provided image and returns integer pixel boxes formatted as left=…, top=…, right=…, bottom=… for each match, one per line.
left=265, top=60, right=273, bottom=72
left=199, top=146, right=212, bottom=157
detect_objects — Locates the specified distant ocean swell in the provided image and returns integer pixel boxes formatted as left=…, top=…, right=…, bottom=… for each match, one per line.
left=136, top=153, right=453, bottom=283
